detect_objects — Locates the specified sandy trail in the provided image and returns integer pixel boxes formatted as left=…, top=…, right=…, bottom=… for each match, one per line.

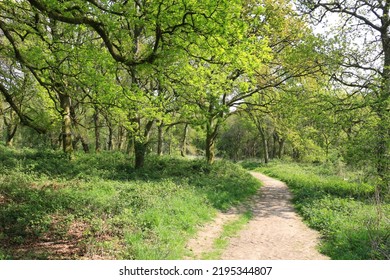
left=186, top=172, right=329, bottom=260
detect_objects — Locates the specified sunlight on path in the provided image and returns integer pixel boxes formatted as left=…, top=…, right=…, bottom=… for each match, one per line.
left=186, top=172, right=329, bottom=260
left=221, top=172, right=329, bottom=260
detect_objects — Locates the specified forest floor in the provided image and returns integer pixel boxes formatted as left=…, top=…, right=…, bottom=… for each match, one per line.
left=186, top=172, right=330, bottom=260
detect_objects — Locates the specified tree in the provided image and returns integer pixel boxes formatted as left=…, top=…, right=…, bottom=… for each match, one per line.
left=0, top=56, right=48, bottom=135
left=298, top=0, right=390, bottom=199
left=21, top=0, right=256, bottom=166
left=173, top=0, right=325, bottom=164
left=0, top=0, right=130, bottom=155
left=1, top=3, right=83, bottom=154
left=0, top=50, right=59, bottom=142
left=0, top=0, right=335, bottom=169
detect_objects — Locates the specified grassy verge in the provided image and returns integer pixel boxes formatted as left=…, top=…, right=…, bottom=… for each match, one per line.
left=0, top=146, right=261, bottom=260
left=201, top=211, right=253, bottom=260
left=248, top=160, right=389, bottom=260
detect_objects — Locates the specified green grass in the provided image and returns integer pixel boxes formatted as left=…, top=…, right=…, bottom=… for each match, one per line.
left=249, top=160, right=390, bottom=260
left=201, top=211, right=253, bottom=260
left=0, top=146, right=260, bottom=259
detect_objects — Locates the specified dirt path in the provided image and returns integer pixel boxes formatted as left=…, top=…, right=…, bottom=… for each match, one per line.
left=186, top=172, right=329, bottom=260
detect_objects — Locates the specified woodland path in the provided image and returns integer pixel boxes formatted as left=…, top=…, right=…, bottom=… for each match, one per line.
left=186, top=172, right=329, bottom=260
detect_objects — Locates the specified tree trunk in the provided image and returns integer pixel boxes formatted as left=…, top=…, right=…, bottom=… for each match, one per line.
left=134, top=120, right=154, bottom=169
left=181, top=123, right=189, bottom=157
left=59, top=93, right=73, bottom=155
left=93, top=107, right=100, bottom=152
left=107, top=125, right=113, bottom=151
left=247, top=111, right=269, bottom=164
left=134, top=140, right=147, bottom=169
left=4, top=110, right=17, bottom=147
left=5, top=124, right=17, bottom=147
left=72, top=135, right=80, bottom=151
left=157, top=122, right=164, bottom=156
left=69, top=101, right=89, bottom=153
left=205, top=122, right=219, bottom=164
left=259, top=126, right=269, bottom=164
left=272, top=132, right=278, bottom=159
left=377, top=31, right=390, bottom=199
left=262, top=138, right=269, bottom=164
left=205, top=133, right=215, bottom=164
left=126, top=130, right=134, bottom=155
left=166, top=126, right=172, bottom=155
left=71, top=132, right=89, bottom=153
left=278, top=138, right=285, bottom=159
left=374, top=103, right=390, bottom=200
left=117, top=125, right=125, bottom=151
left=81, top=135, right=90, bottom=153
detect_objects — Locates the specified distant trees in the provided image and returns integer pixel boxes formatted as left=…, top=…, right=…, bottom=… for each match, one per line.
left=298, top=0, right=390, bottom=198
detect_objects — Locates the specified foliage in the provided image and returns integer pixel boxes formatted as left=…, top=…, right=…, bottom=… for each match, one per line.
left=298, top=0, right=390, bottom=202
left=0, top=146, right=260, bottom=259
left=217, top=115, right=260, bottom=161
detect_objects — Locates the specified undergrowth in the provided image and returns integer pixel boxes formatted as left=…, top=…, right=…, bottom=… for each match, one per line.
left=0, top=147, right=260, bottom=260
left=249, top=160, right=390, bottom=260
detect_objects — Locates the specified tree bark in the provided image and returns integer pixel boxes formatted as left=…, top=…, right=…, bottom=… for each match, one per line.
left=6, top=124, right=17, bottom=147
left=205, top=121, right=219, bottom=164
left=107, top=125, right=113, bottom=151
left=126, top=130, right=134, bottom=155
left=80, top=135, right=90, bottom=153
left=117, top=125, right=125, bottom=151
left=68, top=98, right=90, bottom=153
left=59, top=93, right=73, bottom=155
left=134, top=120, right=154, bottom=169
left=102, top=112, right=113, bottom=151
left=376, top=20, right=390, bottom=199
left=93, top=107, right=100, bottom=152
left=157, top=122, right=164, bottom=156
left=272, top=132, right=278, bottom=159
left=134, top=140, right=147, bottom=169
left=278, top=138, right=285, bottom=159
left=205, top=133, right=215, bottom=164
left=166, top=126, right=172, bottom=155
left=181, top=123, right=189, bottom=157
left=259, top=126, right=269, bottom=164
left=246, top=110, right=269, bottom=164
left=3, top=110, right=18, bottom=147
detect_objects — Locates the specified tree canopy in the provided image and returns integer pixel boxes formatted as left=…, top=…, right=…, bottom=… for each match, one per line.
left=0, top=0, right=389, bottom=199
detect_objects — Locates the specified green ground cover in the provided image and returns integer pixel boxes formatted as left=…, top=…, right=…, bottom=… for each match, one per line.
left=0, top=146, right=260, bottom=259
